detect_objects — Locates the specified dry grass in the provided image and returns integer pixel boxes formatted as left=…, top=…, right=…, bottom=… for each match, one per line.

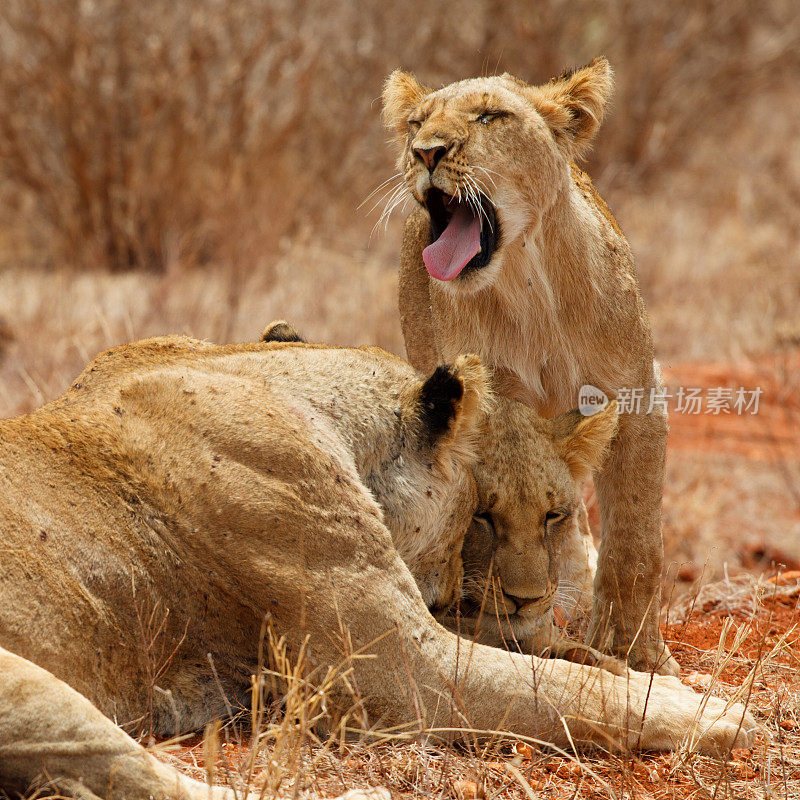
left=0, top=0, right=798, bottom=360
left=142, top=574, right=800, bottom=800
left=0, top=0, right=319, bottom=272
left=0, top=239, right=402, bottom=417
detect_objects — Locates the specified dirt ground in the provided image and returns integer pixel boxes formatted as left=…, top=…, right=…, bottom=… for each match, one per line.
left=660, top=352, right=800, bottom=596
left=663, top=352, right=800, bottom=463
left=579, top=350, right=800, bottom=600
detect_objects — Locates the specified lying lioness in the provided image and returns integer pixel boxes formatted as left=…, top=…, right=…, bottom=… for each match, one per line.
left=1, top=333, right=755, bottom=800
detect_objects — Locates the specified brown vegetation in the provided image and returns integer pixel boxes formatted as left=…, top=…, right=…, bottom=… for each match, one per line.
left=0, top=0, right=798, bottom=358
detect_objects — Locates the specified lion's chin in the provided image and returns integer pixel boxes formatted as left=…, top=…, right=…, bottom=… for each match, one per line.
left=437, top=603, right=553, bottom=647
left=438, top=253, right=504, bottom=296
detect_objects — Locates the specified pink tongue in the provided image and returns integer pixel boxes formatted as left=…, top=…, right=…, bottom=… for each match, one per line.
left=423, top=201, right=481, bottom=281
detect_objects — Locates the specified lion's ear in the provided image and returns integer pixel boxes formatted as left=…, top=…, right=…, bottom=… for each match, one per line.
left=417, top=355, right=490, bottom=449
left=261, top=320, right=305, bottom=343
left=382, top=70, right=430, bottom=136
left=552, top=400, right=618, bottom=481
left=529, top=57, right=613, bottom=159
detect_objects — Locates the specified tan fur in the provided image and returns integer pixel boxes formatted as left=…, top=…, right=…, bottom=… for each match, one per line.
left=280, top=325, right=606, bottom=660
left=0, top=337, right=755, bottom=800
left=384, top=59, right=678, bottom=674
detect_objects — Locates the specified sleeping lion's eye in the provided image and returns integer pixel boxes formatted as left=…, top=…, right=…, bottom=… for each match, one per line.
left=408, top=119, right=422, bottom=132
left=544, top=509, right=568, bottom=527
left=473, top=512, right=496, bottom=533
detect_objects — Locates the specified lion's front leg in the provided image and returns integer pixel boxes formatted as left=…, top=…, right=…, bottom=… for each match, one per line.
left=588, top=399, right=679, bottom=675
left=273, top=510, right=756, bottom=754
left=398, top=209, right=440, bottom=374
left=344, top=593, right=757, bottom=754
left=536, top=658, right=758, bottom=754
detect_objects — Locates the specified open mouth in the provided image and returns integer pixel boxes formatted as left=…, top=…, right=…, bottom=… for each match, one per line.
left=422, top=187, right=499, bottom=281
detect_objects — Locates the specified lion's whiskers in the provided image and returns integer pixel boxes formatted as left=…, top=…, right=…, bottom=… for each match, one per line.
left=367, top=178, right=406, bottom=218
left=474, top=165, right=503, bottom=187
left=462, top=174, right=494, bottom=234
left=554, top=578, right=590, bottom=615
left=469, top=172, right=495, bottom=202
left=459, top=179, right=481, bottom=225
left=358, top=171, right=403, bottom=210
left=372, top=181, right=412, bottom=237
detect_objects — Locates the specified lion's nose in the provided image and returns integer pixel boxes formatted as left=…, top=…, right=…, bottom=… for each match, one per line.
left=413, top=144, right=447, bottom=172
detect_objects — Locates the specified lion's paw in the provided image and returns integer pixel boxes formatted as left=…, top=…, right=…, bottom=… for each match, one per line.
left=686, top=692, right=758, bottom=755
left=626, top=641, right=681, bottom=677
left=635, top=674, right=758, bottom=755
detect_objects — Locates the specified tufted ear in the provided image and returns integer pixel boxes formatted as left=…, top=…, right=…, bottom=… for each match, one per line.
left=261, top=320, right=305, bottom=343
left=382, top=69, right=431, bottom=136
left=552, top=399, right=618, bottom=481
left=528, top=57, right=613, bottom=159
left=417, top=355, right=490, bottom=452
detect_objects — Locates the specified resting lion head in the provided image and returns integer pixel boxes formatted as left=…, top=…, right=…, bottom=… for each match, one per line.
left=441, top=397, right=618, bottom=651
left=382, top=59, right=613, bottom=294
left=260, top=322, right=616, bottom=646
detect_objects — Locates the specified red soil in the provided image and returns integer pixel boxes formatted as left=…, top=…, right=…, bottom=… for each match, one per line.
left=662, top=350, right=800, bottom=463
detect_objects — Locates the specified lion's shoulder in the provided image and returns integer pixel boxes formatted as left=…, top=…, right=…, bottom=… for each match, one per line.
left=569, top=163, right=625, bottom=240
left=66, top=335, right=212, bottom=391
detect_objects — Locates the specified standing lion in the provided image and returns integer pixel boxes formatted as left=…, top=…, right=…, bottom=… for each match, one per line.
left=382, top=58, right=678, bottom=674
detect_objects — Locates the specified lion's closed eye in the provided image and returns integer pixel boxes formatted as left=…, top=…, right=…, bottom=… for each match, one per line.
left=474, top=110, right=512, bottom=125
left=544, top=507, right=572, bottom=530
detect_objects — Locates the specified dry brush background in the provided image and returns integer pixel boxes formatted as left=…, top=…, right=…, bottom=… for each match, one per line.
left=2, top=1, right=800, bottom=797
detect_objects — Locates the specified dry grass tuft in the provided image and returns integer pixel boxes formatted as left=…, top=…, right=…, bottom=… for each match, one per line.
left=0, top=0, right=319, bottom=272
